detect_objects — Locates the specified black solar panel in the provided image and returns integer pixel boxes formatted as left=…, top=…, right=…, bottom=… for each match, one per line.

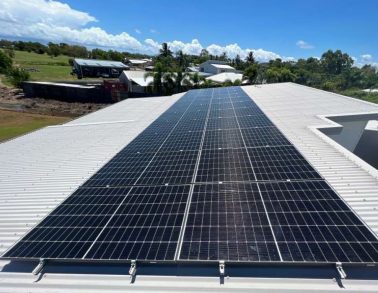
left=4, top=86, right=378, bottom=264
left=180, top=183, right=281, bottom=261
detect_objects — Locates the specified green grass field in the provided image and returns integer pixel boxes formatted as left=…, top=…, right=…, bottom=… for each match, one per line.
left=13, top=50, right=76, bottom=81
left=0, top=109, right=70, bottom=142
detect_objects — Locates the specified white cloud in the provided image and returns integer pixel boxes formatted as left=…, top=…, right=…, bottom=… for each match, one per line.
left=168, top=39, right=203, bottom=55
left=0, top=0, right=290, bottom=61
left=361, top=54, right=373, bottom=62
left=0, top=0, right=96, bottom=28
left=296, top=40, right=314, bottom=49
left=149, top=29, right=157, bottom=34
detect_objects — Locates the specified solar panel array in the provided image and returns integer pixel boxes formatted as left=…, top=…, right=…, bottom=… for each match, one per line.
left=4, top=87, right=378, bottom=263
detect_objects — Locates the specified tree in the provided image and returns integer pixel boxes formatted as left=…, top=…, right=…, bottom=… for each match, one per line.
left=321, top=50, right=353, bottom=75
left=234, top=54, right=243, bottom=69
left=223, top=79, right=234, bottom=87
left=200, top=79, right=216, bottom=88
left=245, top=51, right=255, bottom=64
left=174, top=70, right=190, bottom=92
left=176, top=50, right=187, bottom=69
left=47, top=42, right=61, bottom=57
left=91, top=48, right=109, bottom=60
left=279, top=68, right=296, bottom=82
left=188, top=72, right=203, bottom=88
left=243, top=64, right=259, bottom=84
left=0, top=50, right=13, bottom=74
left=160, top=71, right=176, bottom=95
left=200, top=49, right=209, bottom=58
left=159, top=43, right=172, bottom=58
left=265, top=67, right=297, bottom=83
left=233, top=79, right=242, bottom=86
left=219, top=52, right=228, bottom=62
left=145, top=62, right=164, bottom=94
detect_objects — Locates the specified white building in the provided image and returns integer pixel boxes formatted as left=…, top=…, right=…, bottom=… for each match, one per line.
left=1, top=83, right=378, bottom=292
left=119, top=70, right=153, bottom=93
left=199, top=60, right=236, bottom=75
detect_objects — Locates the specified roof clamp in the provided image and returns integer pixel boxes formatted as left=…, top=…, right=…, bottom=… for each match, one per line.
left=336, top=262, right=347, bottom=279
left=219, top=260, right=225, bottom=276
left=32, top=258, right=46, bottom=275
left=129, top=260, right=137, bottom=278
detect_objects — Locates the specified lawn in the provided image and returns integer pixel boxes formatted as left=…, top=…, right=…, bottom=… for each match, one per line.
left=11, top=50, right=76, bottom=82
left=0, top=109, right=70, bottom=142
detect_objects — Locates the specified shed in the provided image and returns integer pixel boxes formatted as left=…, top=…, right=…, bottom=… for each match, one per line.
left=73, top=58, right=129, bottom=79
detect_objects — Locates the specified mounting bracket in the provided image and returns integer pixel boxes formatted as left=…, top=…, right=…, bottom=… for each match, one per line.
left=32, top=259, right=46, bottom=275
left=129, top=260, right=137, bottom=277
left=219, top=260, right=225, bottom=276
left=336, top=262, right=347, bottom=279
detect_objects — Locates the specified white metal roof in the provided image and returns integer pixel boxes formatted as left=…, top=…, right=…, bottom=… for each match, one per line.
left=128, top=59, right=149, bottom=65
left=206, top=72, right=243, bottom=83
left=74, top=58, right=129, bottom=68
left=119, top=71, right=153, bottom=87
left=211, top=64, right=235, bottom=69
left=1, top=83, right=378, bottom=291
left=243, top=83, right=378, bottom=234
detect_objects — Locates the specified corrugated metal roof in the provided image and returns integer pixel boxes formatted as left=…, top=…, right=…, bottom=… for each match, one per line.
left=0, top=94, right=182, bottom=256
left=74, top=58, right=129, bottom=68
left=1, top=84, right=378, bottom=291
left=243, top=83, right=378, bottom=234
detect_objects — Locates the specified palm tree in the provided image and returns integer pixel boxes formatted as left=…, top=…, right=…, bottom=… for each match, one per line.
left=144, top=62, right=164, bottom=94
left=176, top=50, right=186, bottom=69
left=159, top=42, right=172, bottom=58
left=174, top=70, right=190, bottom=92
left=162, top=71, right=176, bottom=95
left=188, top=72, right=203, bottom=89
left=200, top=79, right=215, bottom=88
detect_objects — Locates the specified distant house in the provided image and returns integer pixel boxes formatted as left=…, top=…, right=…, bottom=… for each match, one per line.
left=119, top=70, right=153, bottom=94
left=73, top=58, right=129, bottom=79
left=125, top=58, right=153, bottom=70
left=199, top=60, right=236, bottom=75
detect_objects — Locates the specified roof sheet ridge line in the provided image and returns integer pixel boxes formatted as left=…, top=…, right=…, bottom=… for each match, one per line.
left=289, top=82, right=378, bottom=109
left=48, top=120, right=136, bottom=128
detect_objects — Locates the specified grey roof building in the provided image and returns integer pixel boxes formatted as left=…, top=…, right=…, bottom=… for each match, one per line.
left=1, top=83, right=378, bottom=292
left=73, top=58, right=129, bottom=79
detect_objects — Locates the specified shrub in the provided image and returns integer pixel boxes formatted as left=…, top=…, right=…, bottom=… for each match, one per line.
left=7, top=67, right=30, bottom=88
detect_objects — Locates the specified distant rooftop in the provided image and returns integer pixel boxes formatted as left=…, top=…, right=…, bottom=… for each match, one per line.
left=211, top=64, right=235, bottom=69
left=74, top=58, right=129, bottom=68
left=206, top=72, right=243, bottom=83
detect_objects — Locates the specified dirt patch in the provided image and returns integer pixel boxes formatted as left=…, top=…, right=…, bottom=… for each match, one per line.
left=0, top=85, right=108, bottom=117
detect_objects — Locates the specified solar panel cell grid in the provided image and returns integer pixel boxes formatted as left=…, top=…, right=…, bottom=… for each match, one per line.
left=4, top=86, right=378, bottom=264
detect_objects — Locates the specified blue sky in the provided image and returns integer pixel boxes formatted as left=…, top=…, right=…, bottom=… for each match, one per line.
left=0, top=0, right=377, bottom=65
